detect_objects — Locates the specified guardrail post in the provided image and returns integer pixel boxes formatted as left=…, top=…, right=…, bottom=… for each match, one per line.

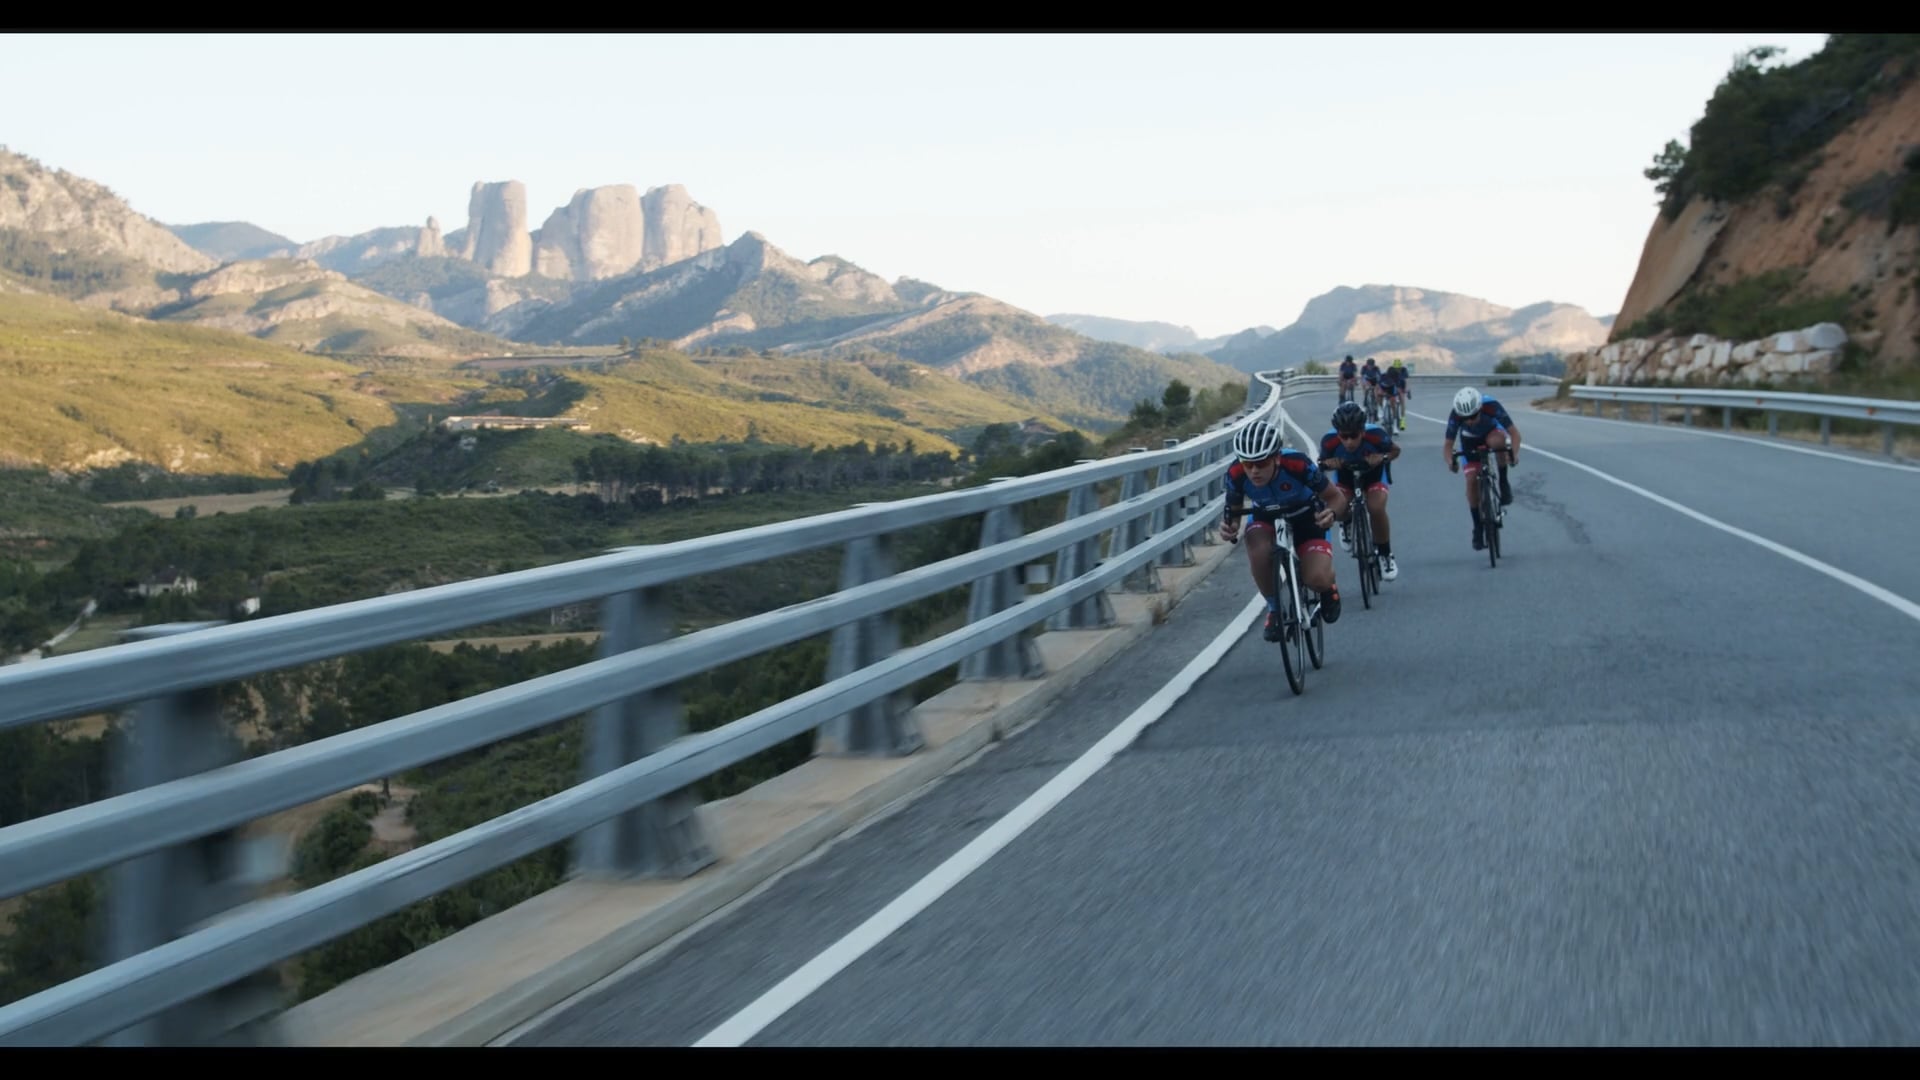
left=1820, top=416, right=1831, bottom=445
left=959, top=500, right=1045, bottom=681
left=1046, top=466, right=1116, bottom=631
left=1885, top=425, right=1897, bottom=457
left=1684, top=405, right=1694, bottom=426
left=1187, top=447, right=1217, bottom=545
left=1723, top=407, right=1732, bottom=431
left=818, top=533, right=923, bottom=756
left=574, top=585, right=715, bottom=880
left=102, top=621, right=282, bottom=1047
left=1155, top=439, right=1194, bottom=568
left=1768, top=412, right=1779, bottom=438
left=1116, top=449, right=1161, bottom=594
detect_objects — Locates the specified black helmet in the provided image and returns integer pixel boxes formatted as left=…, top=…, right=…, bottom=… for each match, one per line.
left=1333, top=401, right=1366, bottom=434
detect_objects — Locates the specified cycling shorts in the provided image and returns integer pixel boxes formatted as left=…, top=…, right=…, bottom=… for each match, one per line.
left=1242, top=509, right=1332, bottom=558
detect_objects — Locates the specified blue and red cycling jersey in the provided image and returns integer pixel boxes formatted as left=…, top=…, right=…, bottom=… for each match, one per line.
left=1223, top=450, right=1330, bottom=523
left=1318, top=423, right=1396, bottom=485
left=1445, top=397, right=1515, bottom=444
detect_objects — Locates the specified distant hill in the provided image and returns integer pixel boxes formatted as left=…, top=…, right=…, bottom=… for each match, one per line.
left=167, top=221, right=298, bottom=263
left=1044, top=313, right=1201, bottom=354
left=1204, top=284, right=1612, bottom=374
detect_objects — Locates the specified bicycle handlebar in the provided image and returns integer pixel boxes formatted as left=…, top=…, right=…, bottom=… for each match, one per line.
left=1225, top=496, right=1329, bottom=543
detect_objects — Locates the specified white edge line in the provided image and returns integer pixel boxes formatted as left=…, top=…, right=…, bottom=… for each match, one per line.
left=690, top=591, right=1268, bottom=1047
left=1528, top=401, right=1920, bottom=474
left=1401, top=407, right=1920, bottom=625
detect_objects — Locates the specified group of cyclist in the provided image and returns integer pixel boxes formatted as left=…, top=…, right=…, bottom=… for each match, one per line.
left=1218, top=355, right=1521, bottom=643
left=1337, top=355, right=1409, bottom=432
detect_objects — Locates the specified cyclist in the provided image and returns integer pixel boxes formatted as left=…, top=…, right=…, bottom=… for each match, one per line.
left=1337, top=355, right=1358, bottom=403
left=1220, top=419, right=1346, bottom=640
left=1317, top=401, right=1399, bottom=581
left=1381, top=359, right=1408, bottom=430
left=1360, top=358, right=1381, bottom=416
left=1442, top=387, right=1520, bottom=551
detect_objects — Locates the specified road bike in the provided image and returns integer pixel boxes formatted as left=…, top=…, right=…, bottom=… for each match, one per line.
left=1456, top=445, right=1507, bottom=568
left=1381, top=390, right=1402, bottom=432
left=1363, top=382, right=1380, bottom=423
left=1337, top=460, right=1384, bottom=609
left=1229, top=499, right=1327, bottom=694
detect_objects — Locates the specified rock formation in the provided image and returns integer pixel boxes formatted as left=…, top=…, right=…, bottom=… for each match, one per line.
left=460, top=181, right=533, bottom=278
left=533, top=185, right=646, bottom=280
left=641, top=184, right=724, bottom=271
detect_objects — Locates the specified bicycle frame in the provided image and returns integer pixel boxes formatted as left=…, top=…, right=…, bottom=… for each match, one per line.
left=1338, top=460, right=1382, bottom=609
left=1456, top=444, right=1505, bottom=566
left=1232, top=501, right=1326, bottom=694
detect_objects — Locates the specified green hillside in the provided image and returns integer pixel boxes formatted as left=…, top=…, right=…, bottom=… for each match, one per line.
left=849, top=313, right=1250, bottom=428
left=555, top=349, right=1071, bottom=455
left=0, top=290, right=479, bottom=477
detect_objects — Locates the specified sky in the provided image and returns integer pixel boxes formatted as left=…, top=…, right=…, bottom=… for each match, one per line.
left=3, top=32, right=1834, bottom=341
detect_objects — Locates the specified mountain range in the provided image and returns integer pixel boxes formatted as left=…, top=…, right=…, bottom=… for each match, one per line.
left=1047, top=291, right=1616, bottom=373
left=0, top=143, right=1625, bottom=485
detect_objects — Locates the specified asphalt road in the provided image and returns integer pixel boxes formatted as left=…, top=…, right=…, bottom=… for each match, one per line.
left=505, top=381, right=1920, bottom=1047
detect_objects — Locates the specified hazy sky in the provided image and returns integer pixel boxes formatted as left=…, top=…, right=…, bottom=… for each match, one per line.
left=5, top=32, right=1832, bottom=340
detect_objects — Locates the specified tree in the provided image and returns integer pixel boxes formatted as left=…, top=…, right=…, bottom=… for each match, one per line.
left=1645, top=138, right=1688, bottom=202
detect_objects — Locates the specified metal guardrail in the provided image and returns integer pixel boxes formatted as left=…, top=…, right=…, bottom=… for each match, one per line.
left=0, top=373, right=1300, bottom=1046
left=1277, top=370, right=1560, bottom=389
left=1569, top=384, right=1920, bottom=457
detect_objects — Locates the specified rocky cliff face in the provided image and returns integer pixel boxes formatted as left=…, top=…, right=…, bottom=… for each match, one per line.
left=1606, top=42, right=1920, bottom=379
left=0, top=147, right=217, bottom=275
left=458, top=181, right=534, bottom=279
left=534, top=186, right=645, bottom=280
left=640, top=184, right=723, bottom=270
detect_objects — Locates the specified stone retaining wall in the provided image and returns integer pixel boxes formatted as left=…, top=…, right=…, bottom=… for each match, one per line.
left=1563, top=322, right=1849, bottom=386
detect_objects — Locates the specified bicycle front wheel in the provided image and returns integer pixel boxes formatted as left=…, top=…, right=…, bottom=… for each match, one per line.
left=1271, top=546, right=1304, bottom=695
left=1353, top=505, right=1373, bottom=610
left=1481, top=474, right=1500, bottom=568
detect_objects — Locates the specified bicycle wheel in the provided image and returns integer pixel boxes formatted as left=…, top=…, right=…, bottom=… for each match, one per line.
left=1352, top=503, right=1372, bottom=609
left=1306, top=574, right=1324, bottom=669
left=1480, top=471, right=1500, bottom=568
left=1271, top=546, right=1304, bottom=695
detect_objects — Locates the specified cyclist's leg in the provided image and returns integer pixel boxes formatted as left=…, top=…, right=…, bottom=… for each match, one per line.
left=1486, top=429, right=1513, bottom=503
left=1366, top=476, right=1396, bottom=577
left=1294, top=517, right=1341, bottom=622
left=1243, top=514, right=1272, bottom=594
left=1244, top=517, right=1287, bottom=639
left=1335, top=479, right=1356, bottom=548
left=1460, top=440, right=1488, bottom=547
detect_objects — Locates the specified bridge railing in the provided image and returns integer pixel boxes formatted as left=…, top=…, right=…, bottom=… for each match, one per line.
left=1569, top=384, right=1920, bottom=458
left=0, top=373, right=1294, bottom=1046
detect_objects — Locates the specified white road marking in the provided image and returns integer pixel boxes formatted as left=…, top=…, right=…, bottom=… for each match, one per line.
left=1404, top=408, right=1920, bottom=626
left=690, top=591, right=1268, bottom=1047
left=1528, top=403, right=1920, bottom=474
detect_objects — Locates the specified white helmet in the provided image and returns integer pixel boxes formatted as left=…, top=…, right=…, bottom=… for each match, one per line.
left=1233, top=419, right=1281, bottom=461
left=1453, top=387, right=1482, bottom=418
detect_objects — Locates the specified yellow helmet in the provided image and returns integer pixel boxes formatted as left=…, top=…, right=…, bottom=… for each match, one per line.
left=1391, top=358, right=1404, bottom=368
